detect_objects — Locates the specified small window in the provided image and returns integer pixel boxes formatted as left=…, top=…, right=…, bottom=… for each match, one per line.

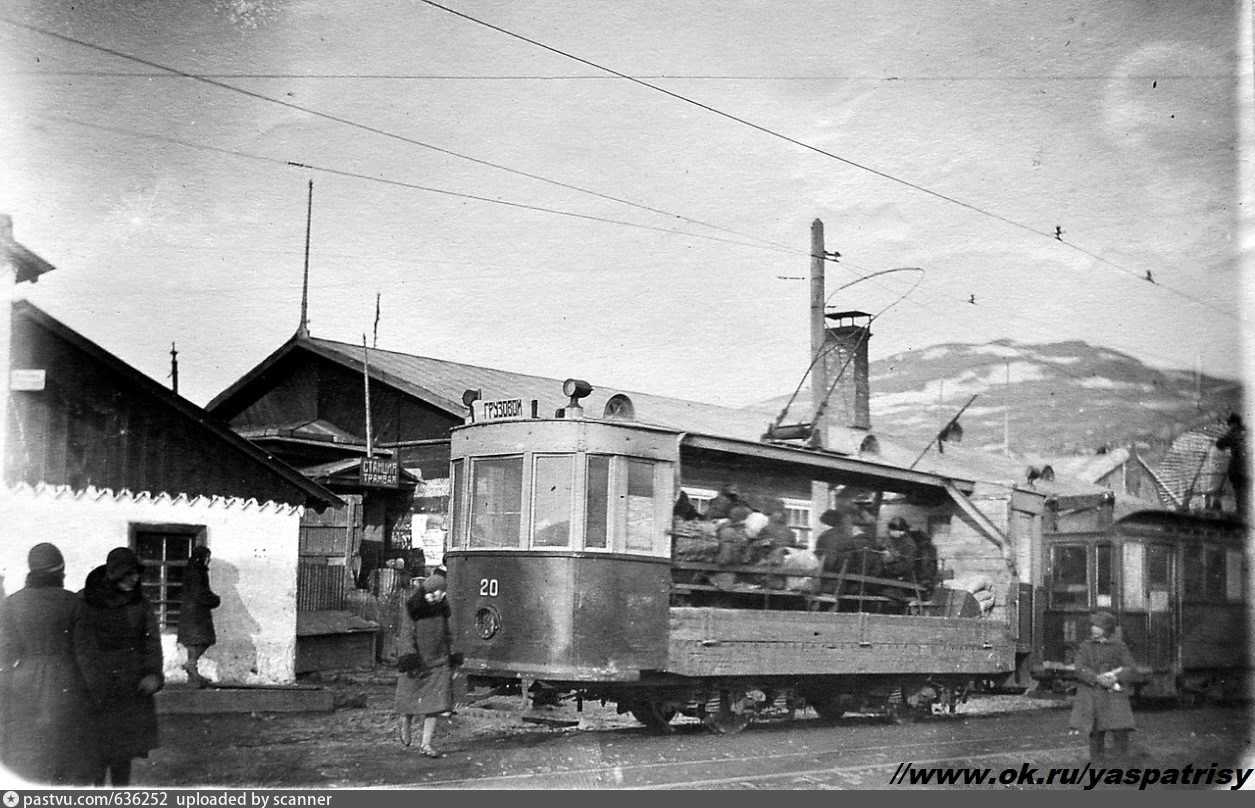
left=1095, top=543, right=1114, bottom=609
left=532, top=454, right=574, bottom=547
left=1226, top=549, right=1244, bottom=602
left=450, top=459, right=465, bottom=547
left=1184, top=544, right=1205, bottom=598
left=469, top=456, right=523, bottom=548
left=783, top=501, right=812, bottom=547
left=585, top=455, right=611, bottom=549
left=625, top=459, right=656, bottom=552
left=131, top=524, right=203, bottom=631
left=1049, top=545, right=1089, bottom=609
left=1122, top=542, right=1146, bottom=610
left=1204, top=546, right=1226, bottom=600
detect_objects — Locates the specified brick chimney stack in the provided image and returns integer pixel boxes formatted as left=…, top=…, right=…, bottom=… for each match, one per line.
left=820, top=311, right=872, bottom=430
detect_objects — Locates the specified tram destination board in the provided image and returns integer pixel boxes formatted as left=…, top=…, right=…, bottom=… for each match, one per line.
left=481, top=398, right=525, bottom=421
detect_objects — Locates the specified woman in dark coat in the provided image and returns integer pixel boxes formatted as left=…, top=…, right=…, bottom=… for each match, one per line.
left=75, top=547, right=164, bottom=786
left=394, top=567, right=457, bottom=758
left=177, top=546, right=220, bottom=688
left=0, top=543, right=101, bottom=785
left=1069, top=611, right=1138, bottom=761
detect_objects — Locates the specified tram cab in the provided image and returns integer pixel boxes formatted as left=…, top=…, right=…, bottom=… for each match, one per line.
left=1036, top=509, right=1248, bottom=701
left=445, top=391, right=678, bottom=682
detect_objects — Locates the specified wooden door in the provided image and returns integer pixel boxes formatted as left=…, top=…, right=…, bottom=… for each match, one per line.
left=297, top=495, right=362, bottom=611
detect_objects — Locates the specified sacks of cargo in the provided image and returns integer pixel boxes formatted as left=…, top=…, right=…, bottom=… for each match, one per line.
left=946, top=574, right=996, bottom=615
left=672, top=519, right=721, bottom=562
left=777, top=548, right=822, bottom=592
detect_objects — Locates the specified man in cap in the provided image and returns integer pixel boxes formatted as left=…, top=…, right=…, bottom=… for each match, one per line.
left=1069, top=611, right=1139, bottom=762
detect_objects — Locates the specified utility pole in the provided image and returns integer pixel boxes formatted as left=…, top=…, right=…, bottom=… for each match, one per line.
left=362, top=335, right=373, bottom=458
left=810, top=219, right=826, bottom=450
left=298, top=180, right=313, bottom=338
left=169, top=342, right=179, bottom=396
left=1003, top=359, right=1010, bottom=455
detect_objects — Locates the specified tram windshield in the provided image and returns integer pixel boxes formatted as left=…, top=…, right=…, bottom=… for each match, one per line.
left=452, top=444, right=672, bottom=555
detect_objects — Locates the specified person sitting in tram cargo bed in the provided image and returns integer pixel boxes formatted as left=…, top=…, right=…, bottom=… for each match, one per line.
left=814, top=506, right=882, bottom=599
left=1070, top=611, right=1140, bottom=763
left=702, top=485, right=743, bottom=521
left=709, top=504, right=753, bottom=588
left=909, top=527, right=940, bottom=594
left=757, top=499, right=799, bottom=559
left=877, top=518, right=918, bottom=581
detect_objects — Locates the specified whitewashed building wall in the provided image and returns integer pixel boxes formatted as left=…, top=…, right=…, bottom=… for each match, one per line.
left=0, top=483, right=302, bottom=685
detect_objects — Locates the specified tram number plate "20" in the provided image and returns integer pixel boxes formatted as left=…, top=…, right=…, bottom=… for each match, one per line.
left=479, top=578, right=499, bottom=597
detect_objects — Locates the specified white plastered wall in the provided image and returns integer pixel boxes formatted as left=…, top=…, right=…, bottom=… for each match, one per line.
left=0, top=483, right=302, bottom=684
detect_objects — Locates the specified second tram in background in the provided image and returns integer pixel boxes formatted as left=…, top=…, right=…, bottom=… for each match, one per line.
left=1034, top=507, right=1249, bottom=704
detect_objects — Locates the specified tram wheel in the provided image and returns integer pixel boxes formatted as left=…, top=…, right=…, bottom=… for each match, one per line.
left=803, top=692, right=846, bottom=720
left=702, top=691, right=753, bottom=735
left=628, top=700, right=678, bottom=733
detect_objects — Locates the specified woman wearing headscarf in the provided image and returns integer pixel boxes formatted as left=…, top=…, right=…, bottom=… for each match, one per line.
left=394, top=565, right=460, bottom=758
left=1069, top=611, right=1138, bottom=762
left=75, top=547, right=164, bottom=786
left=177, top=546, right=220, bottom=688
left=0, top=543, right=101, bottom=784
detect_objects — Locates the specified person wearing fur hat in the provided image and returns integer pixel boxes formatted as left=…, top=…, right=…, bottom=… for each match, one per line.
left=1069, top=611, right=1138, bottom=762
left=395, top=565, right=461, bottom=758
left=0, top=543, right=101, bottom=784
left=177, top=546, right=221, bottom=688
left=75, top=547, right=164, bottom=786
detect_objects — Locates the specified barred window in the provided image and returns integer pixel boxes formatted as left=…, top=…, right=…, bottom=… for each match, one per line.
left=131, top=523, right=204, bottom=631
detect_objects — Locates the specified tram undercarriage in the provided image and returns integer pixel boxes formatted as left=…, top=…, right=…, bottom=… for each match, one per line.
left=474, top=672, right=983, bottom=734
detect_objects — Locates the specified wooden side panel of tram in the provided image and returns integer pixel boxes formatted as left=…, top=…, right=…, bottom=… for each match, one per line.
left=666, top=607, right=1014, bottom=677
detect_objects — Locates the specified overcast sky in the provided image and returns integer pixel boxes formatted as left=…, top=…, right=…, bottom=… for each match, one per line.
left=1, top=0, right=1249, bottom=411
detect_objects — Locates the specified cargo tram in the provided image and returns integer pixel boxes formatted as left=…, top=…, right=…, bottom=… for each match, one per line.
left=445, top=381, right=1019, bottom=733
left=1034, top=508, right=1249, bottom=703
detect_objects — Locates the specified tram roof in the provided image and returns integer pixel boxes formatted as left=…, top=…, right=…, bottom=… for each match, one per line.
left=680, top=432, right=975, bottom=495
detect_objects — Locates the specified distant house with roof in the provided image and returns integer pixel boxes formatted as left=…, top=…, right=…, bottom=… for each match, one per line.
left=1, top=301, right=341, bottom=685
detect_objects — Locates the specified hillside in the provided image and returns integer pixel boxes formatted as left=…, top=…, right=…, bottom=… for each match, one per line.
left=754, top=339, right=1244, bottom=456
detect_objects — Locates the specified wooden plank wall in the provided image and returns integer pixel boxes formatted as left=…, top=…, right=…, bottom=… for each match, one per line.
left=666, top=607, right=1014, bottom=678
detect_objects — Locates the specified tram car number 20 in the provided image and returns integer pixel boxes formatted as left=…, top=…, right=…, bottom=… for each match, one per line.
left=479, top=578, right=499, bottom=597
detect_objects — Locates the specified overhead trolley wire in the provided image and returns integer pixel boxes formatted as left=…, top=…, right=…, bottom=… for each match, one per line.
left=413, top=0, right=1241, bottom=322
left=34, top=112, right=793, bottom=255
left=0, top=17, right=799, bottom=258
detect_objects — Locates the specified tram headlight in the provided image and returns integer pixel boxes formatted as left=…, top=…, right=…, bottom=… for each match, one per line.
left=562, top=378, right=592, bottom=402
left=475, top=605, right=502, bottom=640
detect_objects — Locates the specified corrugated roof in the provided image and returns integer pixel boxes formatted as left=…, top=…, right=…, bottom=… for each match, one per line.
left=302, top=336, right=780, bottom=442
left=1151, top=418, right=1231, bottom=506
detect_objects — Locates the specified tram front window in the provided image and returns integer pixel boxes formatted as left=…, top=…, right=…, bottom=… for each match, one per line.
left=469, top=456, right=524, bottom=548
left=1049, top=545, right=1089, bottom=609
left=1096, top=544, right=1114, bottom=609
left=625, top=458, right=655, bottom=552
left=532, top=454, right=574, bottom=547
left=585, top=455, right=610, bottom=549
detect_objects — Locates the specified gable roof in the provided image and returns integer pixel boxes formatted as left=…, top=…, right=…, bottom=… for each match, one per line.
left=11, top=301, right=342, bottom=509
left=211, top=334, right=784, bottom=442
left=0, top=215, right=55, bottom=284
